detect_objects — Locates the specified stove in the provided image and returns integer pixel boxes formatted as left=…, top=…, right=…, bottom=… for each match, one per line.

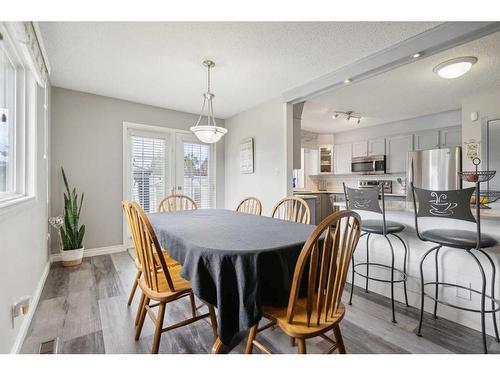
left=357, top=180, right=392, bottom=194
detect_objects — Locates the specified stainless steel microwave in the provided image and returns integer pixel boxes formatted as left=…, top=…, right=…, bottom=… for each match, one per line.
left=351, top=155, right=386, bottom=174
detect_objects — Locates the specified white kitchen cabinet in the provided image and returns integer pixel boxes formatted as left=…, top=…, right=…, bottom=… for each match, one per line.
left=352, top=141, right=368, bottom=158
left=414, top=129, right=440, bottom=150
left=368, top=138, right=386, bottom=156
left=304, top=148, right=319, bottom=175
left=440, top=126, right=461, bottom=148
left=334, top=143, right=352, bottom=175
left=386, top=134, right=413, bottom=173
left=318, top=144, right=334, bottom=174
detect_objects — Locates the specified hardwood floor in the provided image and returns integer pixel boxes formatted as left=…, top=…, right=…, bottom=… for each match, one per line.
left=21, top=252, right=500, bottom=354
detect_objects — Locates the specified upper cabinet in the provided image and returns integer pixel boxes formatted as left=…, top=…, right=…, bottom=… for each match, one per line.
left=352, top=141, right=368, bottom=158
left=440, top=126, right=462, bottom=148
left=318, top=144, right=334, bottom=174
left=334, top=143, right=352, bottom=175
left=368, top=138, right=386, bottom=156
left=304, top=148, right=319, bottom=176
left=414, top=129, right=440, bottom=151
left=386, top=134, right=413, bottom=174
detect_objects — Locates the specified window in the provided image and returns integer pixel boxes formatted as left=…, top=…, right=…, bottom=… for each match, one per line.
left=0, top=37, right=16, bottom=195
left=182, top=141, right=214, bottom=209
left=130, top=134, right=169, bottom=214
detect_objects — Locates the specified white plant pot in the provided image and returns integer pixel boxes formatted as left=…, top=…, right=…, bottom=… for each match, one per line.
left=61, top=247, right=84, bottom=267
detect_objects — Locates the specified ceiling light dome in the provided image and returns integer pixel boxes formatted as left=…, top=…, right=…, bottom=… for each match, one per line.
left=433, top=56, right=478, bottom=79
left=190, top=60, right=228, bottom=144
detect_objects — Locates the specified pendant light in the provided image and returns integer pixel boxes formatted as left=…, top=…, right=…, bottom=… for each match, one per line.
left=190, top=60, right=227, bottom=143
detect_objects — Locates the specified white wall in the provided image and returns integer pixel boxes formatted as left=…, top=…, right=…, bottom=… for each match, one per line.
left=0, top=84, right=49, bottom=353
left=462, top=90, right=500, bottom=171
left=50, top=87, right=225, bottom=252
left=224, top=98, right=287, bottom=215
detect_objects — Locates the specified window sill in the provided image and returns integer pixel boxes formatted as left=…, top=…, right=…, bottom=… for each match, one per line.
left=0, top=194, right=36, bottom=219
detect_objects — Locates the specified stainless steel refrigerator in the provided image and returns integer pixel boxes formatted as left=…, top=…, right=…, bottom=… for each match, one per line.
left=407, top=147, right=462, bottom=190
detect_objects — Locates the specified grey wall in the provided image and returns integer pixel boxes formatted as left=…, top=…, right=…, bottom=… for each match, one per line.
left=50, top=87, right=225, bottom=251
left=224, top=98, right=287, bottom=215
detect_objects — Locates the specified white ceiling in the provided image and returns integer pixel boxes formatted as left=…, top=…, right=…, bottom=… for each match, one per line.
left=39, top=22, right=440, bottom=119
left=302, top=30, right=500, bottom=133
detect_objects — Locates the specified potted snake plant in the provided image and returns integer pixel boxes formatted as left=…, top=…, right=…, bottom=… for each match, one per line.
left=49, top=167, right=86, bottom=267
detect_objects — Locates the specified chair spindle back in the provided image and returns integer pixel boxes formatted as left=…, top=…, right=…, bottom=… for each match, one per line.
left=236, top=197, right=263, bottom=216
left=286, top=210, right=361, bottom=326
left=158, top=194, right=197, bottom=213
left=271, top=196, right=311, bottom=224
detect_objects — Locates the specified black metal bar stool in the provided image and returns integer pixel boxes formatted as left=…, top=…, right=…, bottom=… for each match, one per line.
left=344, top=183, right=409, bottom=323
left=411, top=158, right=500, bottom=354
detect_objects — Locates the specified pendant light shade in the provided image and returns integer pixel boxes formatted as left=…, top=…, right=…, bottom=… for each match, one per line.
left=190, top=60, right=227, bottom=143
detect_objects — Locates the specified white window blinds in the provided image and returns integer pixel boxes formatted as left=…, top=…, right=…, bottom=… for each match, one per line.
left=131, top=135, right=167, bottom=213
left=182, top=141, right=214, bottom=209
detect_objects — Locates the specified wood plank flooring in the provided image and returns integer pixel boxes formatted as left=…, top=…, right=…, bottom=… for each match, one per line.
left=21, top=252, right=500, bottom=354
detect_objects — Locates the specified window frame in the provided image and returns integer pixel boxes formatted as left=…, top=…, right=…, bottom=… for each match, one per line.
left=0, top=24, right=36, bottom=210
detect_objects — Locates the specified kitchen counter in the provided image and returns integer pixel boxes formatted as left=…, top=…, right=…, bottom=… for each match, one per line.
left=293, top=190, right=407, bottom=198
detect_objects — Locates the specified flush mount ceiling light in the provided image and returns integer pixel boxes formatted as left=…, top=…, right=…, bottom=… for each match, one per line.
left=332, top=111, right=361, bottom=124
left=433, top=56, right=478, bottom=79
left=190, top=60, right=228, bottom=144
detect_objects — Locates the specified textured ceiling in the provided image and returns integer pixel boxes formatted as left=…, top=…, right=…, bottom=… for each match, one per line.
left=302, top=31, right=500, bottom=133
left=39, top=22, right=440, bottom=118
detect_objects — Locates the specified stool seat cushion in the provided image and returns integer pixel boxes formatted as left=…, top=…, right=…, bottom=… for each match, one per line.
left=362, top=219, right=405, bottom=234
left=420, top=229, right=498, bottom=249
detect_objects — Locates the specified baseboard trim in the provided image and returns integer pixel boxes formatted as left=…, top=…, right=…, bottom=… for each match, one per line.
left=10, top=260, right=51, bottom=354
left=50, top=244, right=126, bottom=263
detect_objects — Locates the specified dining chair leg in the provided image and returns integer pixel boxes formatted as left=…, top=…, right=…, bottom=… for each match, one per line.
left=152, top=302, right=166, bottom=354
left=135, top=292, right=145, bottom=326
left=128, top=270, right=141, bottom=306
left=290, top=337, right=296, bottom=347
left=333, top=325, right=346, bottom=354
left=245, top=323, right=258, bottom=354
left=135, top=296, right=149, bottom=341
left=208, top=304, right=218, bottom=340
left=297, top=338, right=307, bottom=354
left=189, top=293, right=197, bottom=318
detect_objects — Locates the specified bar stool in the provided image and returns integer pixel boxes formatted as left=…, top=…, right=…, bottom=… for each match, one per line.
left=344, top=183, right=409, bottom=323
left=411, top=168, right=500, bottom=353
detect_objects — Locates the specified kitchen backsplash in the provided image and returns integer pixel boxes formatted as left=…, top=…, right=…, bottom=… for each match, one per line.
left=308, top=174, right=407, bottom=195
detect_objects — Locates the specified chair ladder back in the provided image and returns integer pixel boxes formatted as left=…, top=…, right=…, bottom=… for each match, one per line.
left=271, top=196, right=311, bottom=224
left=158, top=194, right=198, bottom=213
left=236, top=197, right=263, bottom=216
left=286, top=210, right=361, bottom=326
left=130, top=202, right=176, bottom=293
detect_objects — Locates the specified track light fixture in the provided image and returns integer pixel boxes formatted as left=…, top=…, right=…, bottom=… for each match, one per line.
left=332, top=110, right=361, bottom=124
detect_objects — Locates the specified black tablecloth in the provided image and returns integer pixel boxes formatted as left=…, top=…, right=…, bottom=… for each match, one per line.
left=148, top=209, right=316, bottom=345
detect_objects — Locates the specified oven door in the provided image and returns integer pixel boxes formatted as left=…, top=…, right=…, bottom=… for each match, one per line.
left=351, top=160, right=375, bottom=174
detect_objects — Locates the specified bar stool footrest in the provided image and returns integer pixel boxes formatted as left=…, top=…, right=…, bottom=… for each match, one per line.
left=353, top=262, right=407, bottom=283
left=423, top=281, right=500, bottom=313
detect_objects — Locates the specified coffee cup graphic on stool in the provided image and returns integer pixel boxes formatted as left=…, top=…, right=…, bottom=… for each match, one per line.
left=429, top=192, right=457, bottom=216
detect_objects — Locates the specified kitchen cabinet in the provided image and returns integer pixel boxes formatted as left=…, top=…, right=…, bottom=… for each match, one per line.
left=440, top=126, right=461, bottom=148
left=414, top=129, right=440, bottom=150
left=304, top=148, right=319, bottom=175
left=386, top=134, right=413, bottom=173
left=352, top=141, right=368, bottom=158
left=334, top=143, right=352, bottom=175
left=318, top=144, right=334, bottom=174
left=368, top=138, right=386, bottom=156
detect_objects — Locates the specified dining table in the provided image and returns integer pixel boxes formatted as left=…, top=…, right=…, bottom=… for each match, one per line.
left=147, top=208, right=317, bottom=353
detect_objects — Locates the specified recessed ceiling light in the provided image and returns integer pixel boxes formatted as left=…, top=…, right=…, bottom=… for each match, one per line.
left=412, top=52, right=422, bottom=58
left=433, top=56, right=478, bottom=79
left=332, top=113, right=339, bottom=119
left=343, top=78, right=352, bottom=84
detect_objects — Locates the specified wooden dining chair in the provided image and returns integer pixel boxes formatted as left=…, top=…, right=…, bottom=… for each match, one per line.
left=245, top=210, right=361, bottom=354
left=271, top=196, right=311, bottom=224
left=126, top=201, right=217, bottom=353
left=236, top=197, right=263, bottom=216
left=158, top=194, right=198, bottom=212
left=122, top=201, right=184, bottom=314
